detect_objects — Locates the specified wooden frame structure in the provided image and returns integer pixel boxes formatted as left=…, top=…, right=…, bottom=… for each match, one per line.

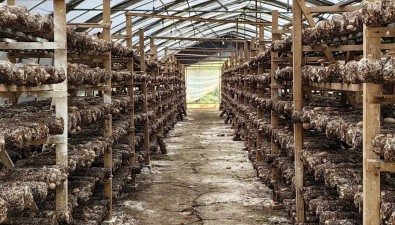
left=221, top=1, right=395, bottom=225
left=362, top=24, right=395, bottom=225
left=0, top=0, right=69, bottom=217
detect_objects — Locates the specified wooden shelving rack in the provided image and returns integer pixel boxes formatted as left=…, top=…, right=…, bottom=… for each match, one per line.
left=221, top=1, right=395, bottom=225
left=362, top=24, right=395, bottom=225
left=0, top=0, right=69, bottom=220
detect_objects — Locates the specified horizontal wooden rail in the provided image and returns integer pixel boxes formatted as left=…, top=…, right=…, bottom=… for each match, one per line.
left=126, top=12, right=271, bottom=25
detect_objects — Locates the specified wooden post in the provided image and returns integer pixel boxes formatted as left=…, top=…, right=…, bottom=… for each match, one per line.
left=362, top=24, right=382, bottom=225
left=230, top=52, right=235, bottom=68
left=251, top=37, right=256, bottom=58
left=182, top=65, right=187, bottom=111
left=244, top=42, right=249, bottom=62
left=53, top=0, right=68, bottom=215
left=270, top=10, right=281, bottom=207
left=292, top=1, right=305, bottom=223
left=7, top=0, right=17, bottom=103
left=102, top=0, right=113, bottom=220
left=256, top=63, right=264, bottom=164
left=126, top=14, right=136, bottom=183
left=140, top=29, right=150, bottom=166
left=258, top=25, right=265, bottom=53
left=239, top=48, right=244, bottom=64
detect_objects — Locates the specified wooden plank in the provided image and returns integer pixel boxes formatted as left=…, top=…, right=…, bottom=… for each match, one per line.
left=126, top=12, right=271, bottom=25
left=303, top=44, right=363, bottom=52
left=273, top=56, right=347, bottom=62
left=303, top=43, right=395, bottom=52
left=367, top=160, right=395, bottom=172
left=112, top=34, right=130, bottom=39
left=168, top=48, right=237, bottom=53
left=366, top=27, right=395, bottom=38
left=0, top=84, right=54, bottom=92
left=308, top=82, right=363, bottom=92
left=0, top=151, right=15, bottom=168
left=174, top=53, right=230, bottom=57
left=272, top=29, right=292, bottom=34
left=8, top=53, right=55, bottom=58
left=0, top=42, right=65, bottom=50
left=372, top=94, right=395, bottom=104
left=293, top=0, right=305, bottom=223
left=151, top=36, right=247, bottom=43
left=308, top=5, right=361, bottom=13
left=67, top=23, right=110, bottom=28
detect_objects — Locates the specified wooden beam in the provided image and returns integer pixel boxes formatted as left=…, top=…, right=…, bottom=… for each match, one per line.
left=0, top=151, right=14, bottom=169
left=293, top=0, right=305, bottom=223
left=308, top=82, right=363, bottom=92
left=112, top=34, right=130, bottom=39
left=168, top=48, right=237, bottom=53
left=126, top=12, right=271, bottom=25
left=302, top=44, right=395, bottom=52
left=272, top=29, right=292, bottom=34
left=67, top=23, right=110, bottom=29
left=175, top=58, right=227, bottom=61
left=367, top=160, right=395, bottom=172
left=0, top=42, right=64, bottom=50
left=173, top=53, right=230, bottom=57
left=151, top=36, right=247, bottom=43
left=307, top=5, right=361, bottom=13
left=273, top=56, right=349, bottom=62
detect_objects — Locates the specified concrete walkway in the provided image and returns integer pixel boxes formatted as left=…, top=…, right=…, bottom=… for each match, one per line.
left=113, top=109, right=290, bottom=225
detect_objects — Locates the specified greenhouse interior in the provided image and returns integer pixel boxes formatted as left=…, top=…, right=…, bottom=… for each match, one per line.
left=0, top=0, right=395, bottom=225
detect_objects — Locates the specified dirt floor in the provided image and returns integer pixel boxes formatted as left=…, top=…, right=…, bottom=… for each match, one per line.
left=113, top=109, right=291, bottom=225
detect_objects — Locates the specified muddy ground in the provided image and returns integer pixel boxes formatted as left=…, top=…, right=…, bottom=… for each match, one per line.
left=112, top=109, right=291, bottom=225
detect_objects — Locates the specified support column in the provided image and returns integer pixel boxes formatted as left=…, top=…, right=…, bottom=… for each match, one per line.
left=362, top=24, right=382, bottom=225
left=270, top=10, right=281, bottom=207
left=53, top=0, right=68, bottom=215
left=292, top=1, right=304, bottom=223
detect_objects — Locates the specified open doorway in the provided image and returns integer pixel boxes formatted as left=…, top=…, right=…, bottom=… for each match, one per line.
left=186, top=63, right=222, bottom=109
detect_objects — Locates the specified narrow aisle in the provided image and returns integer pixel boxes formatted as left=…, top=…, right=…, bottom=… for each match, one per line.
left=114, top=109, right=290, bottom=225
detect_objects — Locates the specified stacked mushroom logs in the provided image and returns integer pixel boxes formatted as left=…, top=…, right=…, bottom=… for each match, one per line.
left=0, top=4, right=185, bottom=225
left=224, top=1, right=395, bottom=75
left=220, top=3, right=395, bottom=223
left=222, top=69, right=395, bottom=224
left=0, top=83, right=185, bottom=224
left=133, top=72, right=186, bottom=157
